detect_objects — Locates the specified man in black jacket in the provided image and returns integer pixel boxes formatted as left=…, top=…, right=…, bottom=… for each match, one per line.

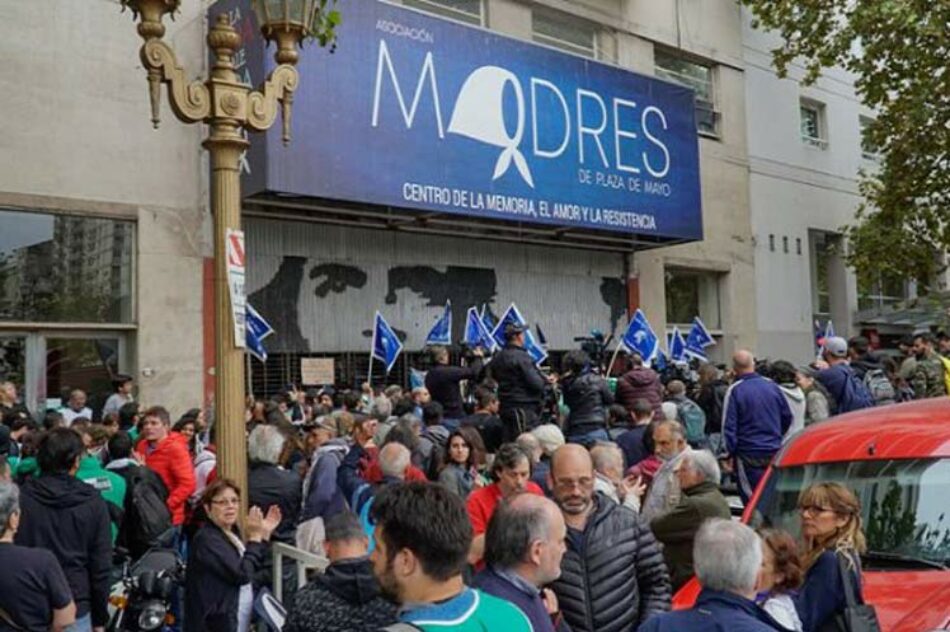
left=425, top=345, right=484, bottom=428
left=15, top=427, right=112, bottom=632
left=560, top=349, right=614, bottom=445
left=285, top=511, right=396, bottom=632
left=489, top=323, right=550, bottom=442
left=548, top=444, right=671, bottom=632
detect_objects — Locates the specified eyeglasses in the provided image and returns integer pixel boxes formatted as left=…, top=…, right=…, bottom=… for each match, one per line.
left=799, top=504, right=835, bottom=516
left=554, top=477, right=594, bottom=490
left=212, top=497, right=240, bottom=507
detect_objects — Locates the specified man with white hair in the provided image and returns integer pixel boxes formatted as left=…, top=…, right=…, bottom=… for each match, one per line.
left=638, top=519, right=784, bottom=631
left=650, top=449, right=731, bottom=590
left=590, top=442, right=643, bottom=513
left=640, top=419, right=689, bottom=521
left=248, top=425, right=302, bottom=544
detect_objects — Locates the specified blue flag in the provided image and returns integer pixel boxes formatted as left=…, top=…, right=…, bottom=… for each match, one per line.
left=372, top=311, right=403, bottom=374
left=246, top=303, right=275, bottom=362
left=491, top=304, right=548, bottom=365
left=480, top=305, right=496, bottom=337
left=620, top=309, right=659, bottom=361
left=409, top=368, right=427, bottom=390
left=524, top=330, right=549, bottom=366
left=464, top=307, right=497, bottom=352
left=669, top=326, right=687, bottom=362
left=684, top=317, right=715, bottom=360
left=425, top=301, right=452, bottom=346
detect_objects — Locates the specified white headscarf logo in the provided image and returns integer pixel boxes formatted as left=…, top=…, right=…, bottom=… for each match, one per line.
left=448, top=66, right=535, bottom=188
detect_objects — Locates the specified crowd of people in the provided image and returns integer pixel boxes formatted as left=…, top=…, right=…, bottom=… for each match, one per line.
left=0, top=324, right=947, bottom=632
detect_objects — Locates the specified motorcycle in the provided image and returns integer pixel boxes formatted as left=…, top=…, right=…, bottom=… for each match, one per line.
left=108, top=547, right=184, bottom=632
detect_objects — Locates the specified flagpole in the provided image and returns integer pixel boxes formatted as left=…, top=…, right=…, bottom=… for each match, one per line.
left=367, top=355, right=373, bottom=390
left=245, top=352, right=253, bottom=399
left=605, top=344, right=624, bottom=377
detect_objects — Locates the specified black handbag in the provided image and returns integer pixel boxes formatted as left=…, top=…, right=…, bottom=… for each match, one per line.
left=833, top=551, right=882, bottom=632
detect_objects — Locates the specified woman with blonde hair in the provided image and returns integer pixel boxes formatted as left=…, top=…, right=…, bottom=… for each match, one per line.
left=794, top=482, right=869, bottom=631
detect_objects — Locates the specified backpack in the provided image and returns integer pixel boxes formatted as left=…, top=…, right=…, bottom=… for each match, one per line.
left=862, top=368, right=896, bottom=406
left=676, top=399, right=707, bottom=447
left=124, top=467, right=173, bottom=556
left=836, top=367, right=875, bottom=414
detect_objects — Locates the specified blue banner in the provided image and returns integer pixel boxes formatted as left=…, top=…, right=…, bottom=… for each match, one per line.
left=620, top=309, right=659, bottom=361
left=246, top=303, right=275, bottom=362
left=424, top=301, right=452, bottom=346
left=464, top=307, right=496, bottom=352
left=372, top=311, right=404, bottom=374
left=251, top=1, right=702, bottom=240
left=669, top=326, right=687, bottom=362
left=684, top=316, right=715, bottom=360
left=491, top=304, right=548, bottom=365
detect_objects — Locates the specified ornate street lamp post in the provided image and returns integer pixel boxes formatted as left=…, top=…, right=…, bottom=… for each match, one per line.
left=120, top=0, right=327, bottom=502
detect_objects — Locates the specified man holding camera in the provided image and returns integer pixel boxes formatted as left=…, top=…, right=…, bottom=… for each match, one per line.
left=425, top=345, right=484, bottom=430
left=488, top=323, right=552, bottom=443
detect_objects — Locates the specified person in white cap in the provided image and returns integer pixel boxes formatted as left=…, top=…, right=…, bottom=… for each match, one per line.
left=815, top=337, right=874, bottom=416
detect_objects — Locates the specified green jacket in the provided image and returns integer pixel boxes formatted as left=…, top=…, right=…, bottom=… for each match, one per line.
left=650, top=480, right=731, bottom=591
left=911, top=351, right=947, bottom=400
left=13, top=456, right=39, bottom=480
left=401, top=588, right=532, bottom=632
left=76, top=455, right=127, bottom=542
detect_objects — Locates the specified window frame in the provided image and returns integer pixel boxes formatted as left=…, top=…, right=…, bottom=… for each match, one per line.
left=664, top=266, right=723, bottom=330
left=859, top=114, right=881, bottom=161
left=398, top=0, right=484, bottom=26
left=800, top=99, right=828, bottom=149
left=531, top=7, right=599, bottom=60
left=654, top=49, right=720, bottom=139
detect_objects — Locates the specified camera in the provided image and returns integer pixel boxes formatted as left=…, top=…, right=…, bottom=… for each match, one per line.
left=573, top=329, right=613, bottom=371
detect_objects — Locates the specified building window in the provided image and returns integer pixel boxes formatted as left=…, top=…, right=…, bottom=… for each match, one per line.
left=401, top=0, right=482, bottom=25
left=859, top=115, right=880, bottom=161
left=800, top=99, right=828, bottom=148
left=0, top=209, right=134, bottom=323
left=782, top=236, right=789, bottom=254
left=858, top=273, right=907, bottom=311
left=768, top=234, right=775, bottom=252
left=532, top=8, right=597, bottom=59
left=809, top=231, right=835, bottom=318
left=796, top=238, right=802, bottom=255
left=655, top=50, right=719, bottom=137
left=665, top=267, right=722, bottom=329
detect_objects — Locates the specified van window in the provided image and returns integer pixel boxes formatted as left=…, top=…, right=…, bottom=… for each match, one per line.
left=750, top=458, right=950, bottom=569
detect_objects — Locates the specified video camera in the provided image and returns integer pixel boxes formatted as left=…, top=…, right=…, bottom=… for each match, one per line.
left=573, top=329, right=613, bottom=371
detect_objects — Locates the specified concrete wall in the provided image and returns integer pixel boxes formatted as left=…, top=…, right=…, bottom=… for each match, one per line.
left=742, top=7, right=870, bottom=364
left=0, top=0, right=211, bottom=415
left=245, top=217, right=627, bottom=352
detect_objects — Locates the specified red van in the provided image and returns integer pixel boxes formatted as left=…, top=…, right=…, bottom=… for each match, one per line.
left=673, top=397, right=950, bottom=631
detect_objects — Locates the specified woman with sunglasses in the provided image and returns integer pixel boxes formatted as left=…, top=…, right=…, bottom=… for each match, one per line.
left=794, top=482, right=867, bottom=631
left=184, top=479, right=282, bottom=632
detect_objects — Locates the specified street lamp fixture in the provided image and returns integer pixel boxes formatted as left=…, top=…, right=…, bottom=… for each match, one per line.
left=119, top=0, right=322, bottom=503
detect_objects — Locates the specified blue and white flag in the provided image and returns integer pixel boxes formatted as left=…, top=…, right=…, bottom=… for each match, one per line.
left=409, top=368, right=427, bottom=390
left=684, top=317, right=716, bottom=360
left=424, top=301, right=452, bottom=346
left=620, top=309, right=660, bottom=361
left=371, top=311, right=403, bottom=374
left=491, top=303, right=548, bottom=365
left=464, top=307, right=497, bottom=352
left=480, top=305, right=496, bottom=338
left=524, top=330, right=549, bottom=366
left=246, top=303, right=275, bottom=362
left=669, top=326, right=688, bottom=362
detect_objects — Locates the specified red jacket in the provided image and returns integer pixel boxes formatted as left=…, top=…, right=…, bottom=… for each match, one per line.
left=615, top=366, right=665, bottom=418
left=136, top=432, right=196, bottom=525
